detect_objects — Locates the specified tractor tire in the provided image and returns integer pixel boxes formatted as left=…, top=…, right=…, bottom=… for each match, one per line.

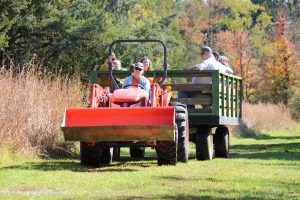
left=100, top=147, right=113, bottom=165
left=196, top=126, right=213, bottom=160
left=214, top=126, right=229, bottom=158
left=169, top=102, right=189, bottom=163
left=130, top=147, right=145, bottom=159
left=156, top=126, right=178, bottom=166
left=80, top=142, right=102, bottom=167
left=112, top=147, right=121, bottom=161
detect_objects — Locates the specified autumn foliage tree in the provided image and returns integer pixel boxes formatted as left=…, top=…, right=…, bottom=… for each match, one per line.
left=258, top=12, right=296, bottom=105
left=211, top=0, right=270, bottom=99
left=179, top=0, right=209, bottom=44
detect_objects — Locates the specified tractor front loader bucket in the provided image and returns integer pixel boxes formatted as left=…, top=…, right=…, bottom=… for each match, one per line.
left=61, top=107, right=176, bottom=142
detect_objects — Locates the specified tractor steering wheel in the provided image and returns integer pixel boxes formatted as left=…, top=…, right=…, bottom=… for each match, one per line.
left=122, top=84, right=145, bottom=90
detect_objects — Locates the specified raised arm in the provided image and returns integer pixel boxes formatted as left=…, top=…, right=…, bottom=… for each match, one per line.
left=185, top=63, right=207, bottom=70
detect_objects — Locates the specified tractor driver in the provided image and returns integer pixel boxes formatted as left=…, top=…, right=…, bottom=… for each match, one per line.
left=122, top=62, right=150, bottom=96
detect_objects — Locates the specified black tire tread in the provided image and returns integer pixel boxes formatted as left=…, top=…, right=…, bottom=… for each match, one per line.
left=156, top=129, right=178, bottom=165
left=100, top=147, right=113, bottom=165
left=80, top=142, right=102, bottom=167
left=196, top=126, right=213, bottom=160
left=112, top=147, right=121, bottom=161
left=170, top=102, right=189, bottom=163
left=130, top=147, right=145, bottom=158
left=214, top=126, right=229, bottom=158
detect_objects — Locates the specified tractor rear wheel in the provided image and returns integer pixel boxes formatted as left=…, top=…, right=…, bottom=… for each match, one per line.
left=156, top=126, right=178, bottom=166
left=170, top=102, right=189, bottom=163
left=214, top=126, right=229, bottom=158
left=80, top=142, right=102, bottom=167
left=130, top=147, right=145, bottom=159
left=196, top=126, right=213, bottom=160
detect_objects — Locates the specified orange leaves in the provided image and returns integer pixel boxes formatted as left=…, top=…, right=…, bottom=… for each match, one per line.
left=213, top=31, right=235, bottom=54
left=214, top=31, right=253, bottom=88
left=259, top=12, right=296, bottom=105
left=179, top=0, right=209, bottom=44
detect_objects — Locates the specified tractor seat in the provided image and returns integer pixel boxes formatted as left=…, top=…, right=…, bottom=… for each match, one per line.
left=111, top=88, right=148, bottom=103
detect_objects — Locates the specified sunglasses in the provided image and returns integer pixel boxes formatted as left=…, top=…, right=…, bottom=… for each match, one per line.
left=134, top=67, right=143, bottom=71
left=200, top=52, right=206, bottom=55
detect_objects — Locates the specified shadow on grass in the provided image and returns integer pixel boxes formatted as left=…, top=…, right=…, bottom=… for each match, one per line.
left=157, top=175, right=200, bottom=181
left=118, top=189, right=297, bottom=200
left=188, top=140, right=300, bottom=162
left=231, top=142, right=300, bottom=161
left=238, top=133, right=300, bottom=141
left=118, top=195, right=274, bottom=200
left=118, top=195, right=216, bottom=200
left=0, top=156, right=158, bottom=172
left=118, top=176, right=300, bottom=199
left=114, top=156, right=157, bottom=167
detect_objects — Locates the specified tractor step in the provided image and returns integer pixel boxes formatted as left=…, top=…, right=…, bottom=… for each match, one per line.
left=61, top=107, right=175, bottom=142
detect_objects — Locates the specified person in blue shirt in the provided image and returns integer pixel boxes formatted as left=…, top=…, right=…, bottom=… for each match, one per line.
left=122, top=62, right=150, bottom=96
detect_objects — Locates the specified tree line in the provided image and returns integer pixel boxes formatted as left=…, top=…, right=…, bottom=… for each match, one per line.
left=1, top=0, right=299, bottom=118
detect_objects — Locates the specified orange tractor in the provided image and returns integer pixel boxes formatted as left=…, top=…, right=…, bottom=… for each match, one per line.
left=61, top=39, right=189, bottom=167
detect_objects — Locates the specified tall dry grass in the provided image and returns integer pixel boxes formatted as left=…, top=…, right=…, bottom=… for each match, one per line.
left=237, top=102, right=295, bottom=135
left=0, top=58, right=89, bottom=154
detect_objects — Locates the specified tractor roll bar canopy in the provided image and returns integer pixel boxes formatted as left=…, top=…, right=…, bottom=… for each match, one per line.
left=108, top=39, right=168, bottom=89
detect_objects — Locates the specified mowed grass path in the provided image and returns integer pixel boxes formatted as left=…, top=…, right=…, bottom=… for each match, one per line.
left=0, top=128, right=299, bottom=200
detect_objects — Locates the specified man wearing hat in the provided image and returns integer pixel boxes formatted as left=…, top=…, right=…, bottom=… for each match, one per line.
left=188, top=46, right=233, bottom=84
left=122, top=62, right=150, bottom=96
left=180, top=46, right=233, bottom=108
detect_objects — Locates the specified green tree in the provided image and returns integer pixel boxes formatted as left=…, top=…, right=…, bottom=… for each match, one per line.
left=0, top=0, right=33, bottom=50
left=2, top=0, right=187, bottom=74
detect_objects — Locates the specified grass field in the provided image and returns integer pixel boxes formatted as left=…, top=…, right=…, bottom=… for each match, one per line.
left=0, top=127, right=299, bottom=200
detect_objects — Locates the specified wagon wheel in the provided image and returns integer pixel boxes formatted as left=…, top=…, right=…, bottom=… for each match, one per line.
left=214, top=126, right=229, bottom=158
left=196, top=126, right=213, bottom=160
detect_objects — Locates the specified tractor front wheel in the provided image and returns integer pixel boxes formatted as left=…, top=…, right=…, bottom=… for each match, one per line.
left=156, top=126, right=178, bottom=166
left=170, top=102, right=189, bottom=163
left=80, top=142, right=102, bottom=167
